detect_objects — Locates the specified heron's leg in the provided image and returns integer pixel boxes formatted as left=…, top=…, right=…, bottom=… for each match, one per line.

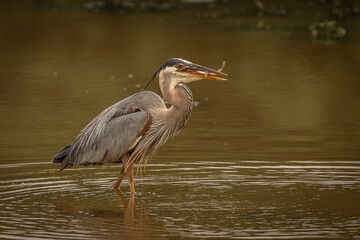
left=125, top=160, right=135, bottom=193
left=113, top=166, right=125, bottom=190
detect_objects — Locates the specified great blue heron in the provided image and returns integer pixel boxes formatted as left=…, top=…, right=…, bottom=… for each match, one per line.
left=52, top=58, right=227, bottom=193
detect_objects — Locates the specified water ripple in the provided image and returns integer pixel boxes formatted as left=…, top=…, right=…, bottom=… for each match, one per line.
left=0, top=159, right=359, bottom=239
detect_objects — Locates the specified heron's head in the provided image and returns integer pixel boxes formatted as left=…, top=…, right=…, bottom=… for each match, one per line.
left=144, top=58, right=228, bottom=90
left=163, top=58, right=227, bottom=83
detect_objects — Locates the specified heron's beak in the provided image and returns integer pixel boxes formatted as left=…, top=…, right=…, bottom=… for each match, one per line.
left=182, top=63, right=228, bottom=81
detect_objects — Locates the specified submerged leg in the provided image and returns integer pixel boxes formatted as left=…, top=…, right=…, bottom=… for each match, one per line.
left=125, top=160, right=135, bottom=193
left=113, top=166, right=125, bottom=190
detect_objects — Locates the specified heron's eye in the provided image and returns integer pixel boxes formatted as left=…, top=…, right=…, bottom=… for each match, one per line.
left=175, top=64, right=181, bottom=69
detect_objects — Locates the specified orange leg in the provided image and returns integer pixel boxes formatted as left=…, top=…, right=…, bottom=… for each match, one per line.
left=126, top=160, right=135, bottom=193
left=113, top=166, right=125, bottom=190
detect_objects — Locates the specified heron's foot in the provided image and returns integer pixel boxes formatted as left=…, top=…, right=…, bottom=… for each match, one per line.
left=113, top=174, right=124, bottom=189
left=113, top=182, right=120, bottom=190
left=113, top=179, right=135, bottom=193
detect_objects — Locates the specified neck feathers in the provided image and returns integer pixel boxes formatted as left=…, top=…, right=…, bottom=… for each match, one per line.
left=128, top=76, right=193, bottom=169
left=159, top=71, right=194, bottom=130
left=173, top=83, right=193, bottom=129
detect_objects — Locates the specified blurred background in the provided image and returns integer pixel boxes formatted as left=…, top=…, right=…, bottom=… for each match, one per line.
left=0, top=0, right=360, bottom=239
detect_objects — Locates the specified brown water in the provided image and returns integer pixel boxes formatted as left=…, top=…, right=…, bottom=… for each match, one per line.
left=1, top=1, right=360, bottom=239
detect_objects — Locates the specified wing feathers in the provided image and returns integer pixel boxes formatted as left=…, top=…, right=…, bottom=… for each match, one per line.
left=57, top=109, right=150, bottom=170
left=53, top=91, right=165, bottom=170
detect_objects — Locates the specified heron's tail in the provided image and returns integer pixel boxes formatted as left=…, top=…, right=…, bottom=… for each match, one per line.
left=52, top=145, right=72, bottom=170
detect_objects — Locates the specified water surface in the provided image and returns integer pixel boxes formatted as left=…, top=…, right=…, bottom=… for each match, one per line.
left=1, top=2, right=360, bottom=239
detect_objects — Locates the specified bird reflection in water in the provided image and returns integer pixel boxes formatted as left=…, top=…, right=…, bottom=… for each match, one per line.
left=51, top=190, right=168, bottom=239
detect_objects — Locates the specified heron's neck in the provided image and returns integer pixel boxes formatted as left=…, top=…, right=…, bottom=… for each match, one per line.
left=159, top=73, right=193, bottom=129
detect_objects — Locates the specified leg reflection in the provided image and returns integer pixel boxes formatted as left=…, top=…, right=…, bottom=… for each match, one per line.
left=111, top=189, right=172, bottom=238
left=113, top=188, right=134, bottom=219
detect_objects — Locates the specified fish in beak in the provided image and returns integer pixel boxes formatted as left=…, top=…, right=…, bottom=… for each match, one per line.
left=181, top=61, right=228, bottom=81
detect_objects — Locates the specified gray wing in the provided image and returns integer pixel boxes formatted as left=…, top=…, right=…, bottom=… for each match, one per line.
left=52, top=91, right=165, bottom=170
